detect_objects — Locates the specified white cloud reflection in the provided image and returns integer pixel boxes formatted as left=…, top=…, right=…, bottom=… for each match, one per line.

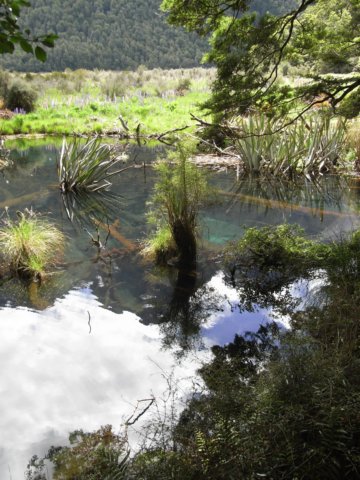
left=201, top=273, right=290, bottom=346
left=0, top=288, right=201, bottom=479
left=0, top=275, right=287, bottom=479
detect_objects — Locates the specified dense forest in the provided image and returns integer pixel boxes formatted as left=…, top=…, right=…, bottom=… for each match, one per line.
left=0, top=0, right=288, bottom=72
left=0, top=0, right=206, bottom=71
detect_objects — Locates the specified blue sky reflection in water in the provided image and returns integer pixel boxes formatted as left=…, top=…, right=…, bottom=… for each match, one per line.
left=1, top=140, right=360, bottom=478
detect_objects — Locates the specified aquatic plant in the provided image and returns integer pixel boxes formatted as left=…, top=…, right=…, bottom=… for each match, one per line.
left=141, top=225, right=177, bottom=264
left=58, top=137, right=129, bottom=193
left=233, top=114, right=347, bottom=177
left=0, top=209, right=64, bottom=279
left=145, top=144, right=211, bottom=266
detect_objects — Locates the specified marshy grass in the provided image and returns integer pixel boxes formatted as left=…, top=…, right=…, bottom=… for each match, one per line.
left=141, top=225, right=177, bottom=264
left=0, top=68, right=214, bottom=136
left=0, top=210, right=65, bottom=279
left=233, top=114, right=347, bottom=177
left=58, top=137, right=129, bottom=193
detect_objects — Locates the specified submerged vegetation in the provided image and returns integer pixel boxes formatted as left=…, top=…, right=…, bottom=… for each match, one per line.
left=0, top=209, right=64, bottom=280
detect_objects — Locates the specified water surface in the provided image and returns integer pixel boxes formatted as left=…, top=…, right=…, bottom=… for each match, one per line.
left=1, top=139, right=360, bottom=478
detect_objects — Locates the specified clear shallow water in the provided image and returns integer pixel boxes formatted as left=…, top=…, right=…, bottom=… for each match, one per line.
left=1, top=139, right=360, bottom=478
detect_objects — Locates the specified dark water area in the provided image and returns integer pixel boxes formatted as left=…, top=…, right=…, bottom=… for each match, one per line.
left=1, top=139, right=360, bottom=478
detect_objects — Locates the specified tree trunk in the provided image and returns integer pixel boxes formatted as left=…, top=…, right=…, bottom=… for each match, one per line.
left=172, top=219, right=197, bottom=268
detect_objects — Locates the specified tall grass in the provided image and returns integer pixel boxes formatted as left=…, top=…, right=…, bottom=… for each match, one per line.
left=0, top=68, right=214, bottom=136
left=0, top=210, right=64, bottom=279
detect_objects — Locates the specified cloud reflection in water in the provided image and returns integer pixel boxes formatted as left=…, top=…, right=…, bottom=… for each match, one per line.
left=0, top=287, right=200, bottom=479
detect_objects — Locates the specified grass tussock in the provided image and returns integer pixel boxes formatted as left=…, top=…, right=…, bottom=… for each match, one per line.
left=0, top=210, right=64, bottom=279
left=141, top=225, right=177, bottom=264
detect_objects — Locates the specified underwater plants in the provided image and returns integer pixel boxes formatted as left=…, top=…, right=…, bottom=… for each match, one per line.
left=0, top=209, right=64, bottom=280
left=58, top=137, right=129, bottom=193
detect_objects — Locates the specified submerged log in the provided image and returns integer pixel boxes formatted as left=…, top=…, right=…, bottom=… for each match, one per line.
left=95, top=218, right=137, bottom=251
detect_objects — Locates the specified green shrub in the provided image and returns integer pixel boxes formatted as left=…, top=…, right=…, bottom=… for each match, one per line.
left=145, top=144, right=212, bottom=266
left=338, top=87, right=360, bottom=119
left=175, top=78, right=192, bottom=95
left=5, top=80, right=38, bottom=113
left=0, top=69, right=10, bottom=100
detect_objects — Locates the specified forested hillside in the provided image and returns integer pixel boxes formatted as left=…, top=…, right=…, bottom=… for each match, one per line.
left=0, top=0, right=289, bottom=72
left=0, top=0, right=208, bottom=72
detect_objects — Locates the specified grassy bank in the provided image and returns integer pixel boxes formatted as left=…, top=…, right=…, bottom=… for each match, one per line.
left=0, top=68, right=214, bottom=136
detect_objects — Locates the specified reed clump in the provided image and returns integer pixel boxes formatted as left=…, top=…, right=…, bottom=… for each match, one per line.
left=0, top=209, right=64, bottom=280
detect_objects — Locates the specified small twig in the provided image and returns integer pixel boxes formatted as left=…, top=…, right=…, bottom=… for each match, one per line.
left=125, top=397, right=155, bottom=426
left=118, top=115, right=129, bottom=132
left=87, top=310, right=92, bottom=334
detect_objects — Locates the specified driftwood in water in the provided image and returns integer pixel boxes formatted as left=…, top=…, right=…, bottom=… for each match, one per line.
left=0, top=190, right=49, bottom=210
left=95, top=218, right=137, bottom=251
left=219, top=190, right=349, bottom=218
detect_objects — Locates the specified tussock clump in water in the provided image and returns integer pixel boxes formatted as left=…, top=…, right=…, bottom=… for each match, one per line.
left=141, top=225, right=178, bottom=264
left=0, top=209, right=65, bottom=280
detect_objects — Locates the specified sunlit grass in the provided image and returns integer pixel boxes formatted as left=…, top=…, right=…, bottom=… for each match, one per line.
left=0, top=210, right=64, bottom=279
left=141, top=225, right=177, bottom=264
left=0, top=68, right=213, bottom=136
left=233, top=114, right=347, bottom=177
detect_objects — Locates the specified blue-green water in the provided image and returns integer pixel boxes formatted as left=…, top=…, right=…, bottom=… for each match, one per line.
left=1, top=139, right=360, bottom=478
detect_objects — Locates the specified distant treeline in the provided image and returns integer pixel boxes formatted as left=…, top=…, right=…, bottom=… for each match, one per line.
left=0, top=0, right=292, bottom=72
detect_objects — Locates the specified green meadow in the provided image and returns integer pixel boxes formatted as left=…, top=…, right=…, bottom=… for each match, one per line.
left=0, top=68, right=214, bottom=136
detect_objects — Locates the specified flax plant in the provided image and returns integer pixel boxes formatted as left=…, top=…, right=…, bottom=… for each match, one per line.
left=58, top=137, right=129, bottom=193
left=234, top=114, right=347, bottom=177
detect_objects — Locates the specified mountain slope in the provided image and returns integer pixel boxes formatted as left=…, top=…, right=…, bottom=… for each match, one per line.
left=0, top=0, right=293, bottom=72
left=1, top=0, right=208, bottom=72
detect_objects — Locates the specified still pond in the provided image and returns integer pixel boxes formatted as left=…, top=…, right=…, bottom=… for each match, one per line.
left=0, top=139, right=359, bottom=478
